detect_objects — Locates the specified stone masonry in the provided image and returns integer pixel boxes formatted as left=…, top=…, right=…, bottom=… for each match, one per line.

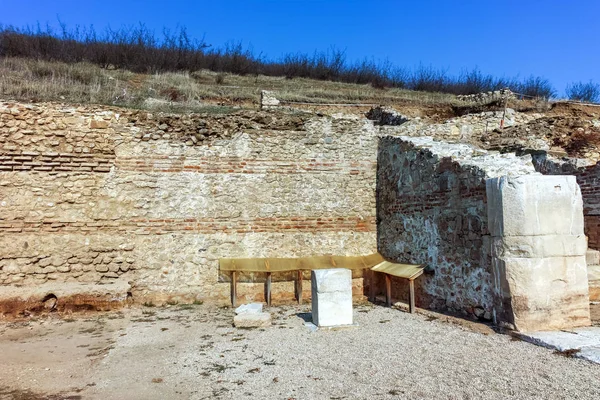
left=377, top=136, right=536, bottom=319
left=487, top=175, right=590, bottom=331
left=0, top=101, right=378, bottom=309
left=378, top=136, right=591, bottom=330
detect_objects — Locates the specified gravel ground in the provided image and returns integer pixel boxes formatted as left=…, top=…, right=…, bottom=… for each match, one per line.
left=1, top=303, right=599, bottom=400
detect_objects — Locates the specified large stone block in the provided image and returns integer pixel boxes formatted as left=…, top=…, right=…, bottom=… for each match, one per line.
left=491, top=235, right=588, bottom=259
left=486, top=175, right=583, bottom=237
left=311, top=269, right=353, bottom=327
left=492, top=256, right=590, bottom=331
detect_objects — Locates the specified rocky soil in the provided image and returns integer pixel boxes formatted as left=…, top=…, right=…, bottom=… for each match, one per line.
left=1, top=303, right=599, bottom=400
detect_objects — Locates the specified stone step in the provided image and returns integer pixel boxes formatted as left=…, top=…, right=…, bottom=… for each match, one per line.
left=587, top=249, right=600, bottom=266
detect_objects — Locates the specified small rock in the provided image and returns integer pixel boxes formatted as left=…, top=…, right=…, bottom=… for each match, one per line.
left=474, top=307, right=485, bottom=318
left=90, top=120, right=109, bottom=129
left=234, top=312, right=271, bottom=328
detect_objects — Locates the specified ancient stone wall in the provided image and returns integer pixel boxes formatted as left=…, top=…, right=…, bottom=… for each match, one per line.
left=376, top=137, right=536, bottom=318
left=378, top=138, right=591, bottom=330
left=0, top=101, right=378, bottom=307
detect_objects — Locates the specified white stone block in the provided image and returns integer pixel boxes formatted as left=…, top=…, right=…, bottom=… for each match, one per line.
left=311, top=268, right=353, bottom=327
left=235, top=303, right=263, bottom=315
left=486, top=175, right=584, bottom=237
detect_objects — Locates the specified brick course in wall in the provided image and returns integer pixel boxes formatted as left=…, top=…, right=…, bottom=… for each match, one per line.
left=0, top=151, right=114, bottom=172
left=0, top=216, right=375, bottom=234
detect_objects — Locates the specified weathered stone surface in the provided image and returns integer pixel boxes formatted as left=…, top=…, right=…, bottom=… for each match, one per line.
left=588, top=264, right=600, bottom=301
left=491, top=256, right=590, bottom=331
left=490, top=235, right=588, bottom=259
left=532, top=154, right=600, bottom=250
left=486, top=175, right=584, bottom=237
left=260, top=90, right=280, bottom=108
left=0, top=281, right=131, bottom=316
left=311, top=269, right=353, bottom=327
left=587, top=249, right=600, bottom=266
left=519, top=326, right=600, bottom=364
left=487, top=174, right=590, bottom=332
left=376, top=136, right=533, bottom=316
left=0, top=100, right=377, bottom=306
left=312, top=269, right=352, bottom=293
left=233, top=312, right=271, bottom=328
left=366, top=106, right=409, bottom=126
left=457, top=88, right=515, bottom=103
left=235, top=303, right=263, bottom=315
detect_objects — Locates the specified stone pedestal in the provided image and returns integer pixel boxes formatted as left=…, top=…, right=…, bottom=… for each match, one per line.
left=486, top=175, right=591, bottom=332
left=311, top=269, right=353, bottom=327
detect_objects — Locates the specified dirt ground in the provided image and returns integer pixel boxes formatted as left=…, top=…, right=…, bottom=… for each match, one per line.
left=1, top=303, right=599, bottom=400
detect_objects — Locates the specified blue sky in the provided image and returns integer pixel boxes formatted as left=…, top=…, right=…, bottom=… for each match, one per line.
left=1, top=0, right=599, bottom=95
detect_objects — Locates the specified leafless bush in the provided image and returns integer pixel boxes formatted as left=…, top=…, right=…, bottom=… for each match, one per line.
left=0, top=23, right=558, bottom=98
left=566, top=81, right=600, bottom=103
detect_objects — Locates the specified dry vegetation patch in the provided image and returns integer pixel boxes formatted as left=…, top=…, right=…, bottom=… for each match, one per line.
left=0, top=57, right=460, bottom=114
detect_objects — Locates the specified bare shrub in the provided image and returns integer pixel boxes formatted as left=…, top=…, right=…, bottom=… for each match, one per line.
left=0, top=23, right=562, bottom=99
left=566, top=81, right=600, bottom=103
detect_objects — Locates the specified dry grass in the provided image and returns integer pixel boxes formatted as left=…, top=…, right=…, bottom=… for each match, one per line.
left=0, top=57, right=459, bottom=113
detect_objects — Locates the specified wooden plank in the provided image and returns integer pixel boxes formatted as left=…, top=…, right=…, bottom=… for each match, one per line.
left=409, top=279, right=415, bottom=314
left=266, top=272, right=272, bottom=306
left=231, top=271, right=237, bottom=307
left=296, top=270, right=303, bottom=304
left=385, top=273, right=392, bottom=307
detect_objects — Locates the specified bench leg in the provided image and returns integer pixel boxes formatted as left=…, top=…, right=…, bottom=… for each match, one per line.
left=385, top=274, right=392, bottom=307
left=231, top=271, right=237, bottom=307
left=409, top=279, right=415, bottom=314
left=369, top=269, right=376, bottom=303
left=265, top=272, right=272, bottom=306
left=296, top=270, right=303, bottom=304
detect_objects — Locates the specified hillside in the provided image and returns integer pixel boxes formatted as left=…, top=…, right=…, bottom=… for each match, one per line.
left=1, top=56, right=600, bottom=160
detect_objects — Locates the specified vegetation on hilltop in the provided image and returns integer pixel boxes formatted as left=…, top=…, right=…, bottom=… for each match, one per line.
left=0, top=24, right=562, bottom=99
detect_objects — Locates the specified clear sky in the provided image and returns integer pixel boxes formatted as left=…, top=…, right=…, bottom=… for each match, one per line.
left=1, top=0, right=598, bottom=95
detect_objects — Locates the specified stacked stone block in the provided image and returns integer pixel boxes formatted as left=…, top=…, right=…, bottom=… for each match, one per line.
left=486, top=175, right=590, bottom=331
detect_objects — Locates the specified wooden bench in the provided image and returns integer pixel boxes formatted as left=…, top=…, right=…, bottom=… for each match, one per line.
left=369, top=260, right=424, bottom=313
left=219, top=254, right=423, bottom=311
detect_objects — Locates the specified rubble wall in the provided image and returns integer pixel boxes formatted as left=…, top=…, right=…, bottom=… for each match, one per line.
left=377, top=137, right=537, bottom=318
left=0, top=101, right=378, bottom=305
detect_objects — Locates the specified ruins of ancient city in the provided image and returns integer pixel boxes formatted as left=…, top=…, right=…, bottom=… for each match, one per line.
left=2, top=4, right=600, bottom=398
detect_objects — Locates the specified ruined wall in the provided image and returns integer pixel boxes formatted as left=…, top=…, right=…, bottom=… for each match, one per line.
left=0, top=101, right=378, bottom=305
left=377, top=137, right=537, bottom=318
